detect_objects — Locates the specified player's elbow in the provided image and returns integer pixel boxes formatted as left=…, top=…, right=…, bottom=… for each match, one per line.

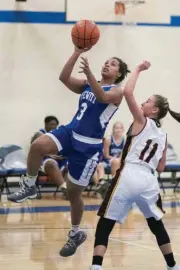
left=98, top=92, right=118, bottom=104
left=59, top=72, right=69, bottom=84
left=123, top=88, right=133, bottom=97
left=59, top=73, right=65, bottom=82
left=98, top=97, right=107, bottom=103
left=96, top=94, right=108, bottom=103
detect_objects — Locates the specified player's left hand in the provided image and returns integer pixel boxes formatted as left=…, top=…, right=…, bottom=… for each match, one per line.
left=79, top=56, right=91, bottom=75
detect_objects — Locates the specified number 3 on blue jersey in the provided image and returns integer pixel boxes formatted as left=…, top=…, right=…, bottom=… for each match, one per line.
left=76, top=102, right=88, bottom=120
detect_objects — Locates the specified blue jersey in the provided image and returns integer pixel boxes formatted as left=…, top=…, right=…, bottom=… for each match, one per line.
left=39, top=128, right=47, bottom=134
left=68, top=83, right=118, bottom=139
left=109, top=135, right=125, bottom=157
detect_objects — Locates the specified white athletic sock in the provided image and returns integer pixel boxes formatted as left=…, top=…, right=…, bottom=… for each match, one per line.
left=60, top=182, right=67, bottom=188
left=90, top=265, right=102, bottom=270
left=70, top=225, right=80, bottom=236
left=26, top=174, right=37, bottom=187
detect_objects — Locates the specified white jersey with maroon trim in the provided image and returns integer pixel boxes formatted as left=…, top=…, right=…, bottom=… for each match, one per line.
left=125, top=118, right=166, bottom=171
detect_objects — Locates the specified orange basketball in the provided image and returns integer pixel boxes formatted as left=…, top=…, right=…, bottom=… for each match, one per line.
left=71, top=19, right=100, bottom=49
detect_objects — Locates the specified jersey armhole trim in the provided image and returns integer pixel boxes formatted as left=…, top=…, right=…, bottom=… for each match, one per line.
left=162, top=133, right=168, bottom=152
left=130, top=117, right=148, bottom=138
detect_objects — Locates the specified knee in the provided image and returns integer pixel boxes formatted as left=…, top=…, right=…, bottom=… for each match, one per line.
left=97, top=163, right=104, bottom=171
left=44, top=160, right=57, bottom=172
left=30, top=135, right=58, bottom=156
left=67, top=181, right=83, bottom=203
left=68, top=191, right=82, bottom=204
left=111, top=158, right=120, bottom=167
left=147, top=217, right=170, bottom=245
left=94, top=217, right=115, bottom=247
left=147, top=217, right=166, bottom=235
left=30, top=139, right=45, bottom=155
left=147, top=217, right=160, bottom=234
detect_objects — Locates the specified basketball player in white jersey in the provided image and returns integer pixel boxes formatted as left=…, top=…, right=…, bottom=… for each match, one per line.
left=90, top=61, right=180, bottom=270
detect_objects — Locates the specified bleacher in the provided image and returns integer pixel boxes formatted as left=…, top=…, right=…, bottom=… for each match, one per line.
left=1, top=142, right=180, bottom=199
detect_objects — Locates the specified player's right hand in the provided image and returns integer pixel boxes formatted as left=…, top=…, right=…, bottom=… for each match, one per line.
left=74, top=46, right=92, bottom=54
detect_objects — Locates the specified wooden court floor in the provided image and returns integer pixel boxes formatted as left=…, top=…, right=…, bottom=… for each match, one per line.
left=0, top=191, right=180, bottom=270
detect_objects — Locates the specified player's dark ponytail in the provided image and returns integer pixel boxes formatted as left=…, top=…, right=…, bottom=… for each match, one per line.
left=113, top=57, right=130, bottom=84
left=168, top=108, right=180, bottom=123
left=154, top=94, right=180, bottom=123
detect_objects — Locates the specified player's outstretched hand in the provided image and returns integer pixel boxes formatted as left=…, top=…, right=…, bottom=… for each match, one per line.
left=74, top=46, right=92, bottom=54
left=137, top=61, right=151, bottom=72
left=79, top=56, right=91, bottom=75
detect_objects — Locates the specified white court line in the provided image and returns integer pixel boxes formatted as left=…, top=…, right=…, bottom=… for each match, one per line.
left=109, top=237, right=180, bottom=256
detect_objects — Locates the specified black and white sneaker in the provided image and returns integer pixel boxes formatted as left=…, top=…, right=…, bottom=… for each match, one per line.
left=59, top=230, right=87, bottom=257
left=8, top=180, right=37, bottom=203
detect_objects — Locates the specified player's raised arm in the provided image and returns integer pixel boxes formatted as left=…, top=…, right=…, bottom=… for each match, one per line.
left=59, top=47, right=91, bottom=94
left=123, top=61, right=151, bottom=124
left=79, top=56, right=129, bottom=105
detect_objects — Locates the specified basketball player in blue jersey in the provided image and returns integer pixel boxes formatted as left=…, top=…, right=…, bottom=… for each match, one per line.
left=8, top=46, right=130, bottom=257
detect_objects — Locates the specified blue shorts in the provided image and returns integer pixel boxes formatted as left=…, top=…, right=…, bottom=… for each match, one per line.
left=101, top=157, right=120, bottom=170
left=102, top=158, right=111, bottom=169
left=46, top=125, right=103, bottom=187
